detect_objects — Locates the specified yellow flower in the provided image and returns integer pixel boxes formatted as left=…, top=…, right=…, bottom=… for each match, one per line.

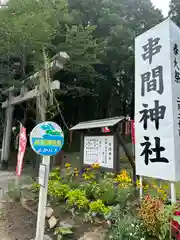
left=115, top=170, right=132, bottom=183
left=82, top=171, right=95, bottom=180
left=162, top=194, right=167, bottom=201
left=85, top=168, right=90, bottom=172
left=82, top=173, right=90, bottom=180
left=136, top=180, right=143, bottom=188
left=73, top=167, right=79, bottom=177
left=144, top=184, right=149, bottom=190
left=65, top=163, right=71, bottom=168
left=157, top=189, right=164, bottom=194
left=92, top=163, right=100, bottom=169
left=119, top=183, right=129, bottom=188
left=163, top=184, right=169, bottom=189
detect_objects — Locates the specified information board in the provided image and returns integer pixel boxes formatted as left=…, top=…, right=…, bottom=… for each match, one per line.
left=83, top=135, right=114, bottom=169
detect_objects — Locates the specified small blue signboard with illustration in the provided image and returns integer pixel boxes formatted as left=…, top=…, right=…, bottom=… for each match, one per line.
left=30, top=121, right=64, bottom=156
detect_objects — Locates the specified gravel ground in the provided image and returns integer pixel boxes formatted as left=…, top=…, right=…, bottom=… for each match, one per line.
left=0, top=202, right=36, bottom=240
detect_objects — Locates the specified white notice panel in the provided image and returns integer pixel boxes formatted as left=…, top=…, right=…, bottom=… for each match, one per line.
left=135, top=18, right=180, bottom=181
left=83, top=135, right=114, bottom=169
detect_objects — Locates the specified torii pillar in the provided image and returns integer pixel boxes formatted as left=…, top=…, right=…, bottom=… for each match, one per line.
left=1, top=90, right=14, bottom=169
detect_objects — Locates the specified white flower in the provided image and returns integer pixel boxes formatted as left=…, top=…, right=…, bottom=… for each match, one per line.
left=131, top=223, right=135, bottom=227
left=130, top=233, right=133, bottom=236
left=140, top=238, right=145, bottom=240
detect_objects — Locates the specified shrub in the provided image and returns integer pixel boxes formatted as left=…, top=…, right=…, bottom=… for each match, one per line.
left=116, top=184, right=135, bottom=209
left=108, top=214, right=145, bottom=240
left=80, top=181, right=97, bottom=200
left=157, top=204, right=175, bottom=240
left=144, top=183, right=168, bottom=201
left=49, top=167, right=61, bottom=181
left=7, top=182, right=21, bottom=202
left=66, top=189, right=89, bottom=210
left=48, top=181, right=70, bottom=201
left=103, top=172, right=115, bottom=180
left=139, top=195, right=162, bottom=235
left=138, top=195, right=170, bottom=239
left=93, top=179, right=117, bottom=205
left=31, top=182, right=40, bottom=193
left=89, top=199, right=110, bottom=217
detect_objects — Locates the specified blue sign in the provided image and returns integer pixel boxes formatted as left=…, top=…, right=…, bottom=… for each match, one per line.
left=30, top=121, right=64, bottom=156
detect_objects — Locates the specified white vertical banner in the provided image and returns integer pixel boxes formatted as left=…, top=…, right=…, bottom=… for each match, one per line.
left=170, top=20, right=180, bottom=181
left=135, top=18, right=180, bottom=182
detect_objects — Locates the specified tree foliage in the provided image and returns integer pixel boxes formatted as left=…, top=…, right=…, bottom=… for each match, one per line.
left=0, top=0, right=67, bottom=60
left=0, top=0, right=100, bottom=90
left=0, top=0, right=165, bottom=129
left=62, top=0, right=163, bottom=120
left=169, top=0, right=180, bottom=26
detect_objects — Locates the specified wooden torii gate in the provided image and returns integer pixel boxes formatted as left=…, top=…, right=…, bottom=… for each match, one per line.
left=1, top=52, right=69, bottom=169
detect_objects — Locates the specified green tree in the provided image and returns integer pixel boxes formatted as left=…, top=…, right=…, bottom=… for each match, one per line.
left=66, top=0, right=163, bottom=119
left=169, top=0, right=180, bottom=26
left=0, top=0, right=101, bottom=108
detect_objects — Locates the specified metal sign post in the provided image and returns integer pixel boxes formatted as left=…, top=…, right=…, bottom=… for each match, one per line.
left=30, top=121, right=64, bottom=240
left=35, top=156, right=50, bottom=240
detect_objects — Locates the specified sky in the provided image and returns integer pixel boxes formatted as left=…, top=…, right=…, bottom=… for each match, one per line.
left=151, top=0, right=170, bottom=16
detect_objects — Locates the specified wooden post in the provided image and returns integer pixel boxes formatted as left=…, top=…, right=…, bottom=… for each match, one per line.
left=1, top=111, right=7, bottom=162
left=116, top=125, right=136, bottom=182
left=80, top=131, right=84, bottom=171
left=34, top=108, right=41, bottom=172
left=1, top=90, right=14, bottom=169
left=139, top=176, right=143, bottom=199
left=114, top=133, right=120, bottom=174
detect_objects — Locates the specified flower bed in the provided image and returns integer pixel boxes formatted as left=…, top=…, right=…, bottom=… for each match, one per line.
left=30, top=162, right=180, bottom=240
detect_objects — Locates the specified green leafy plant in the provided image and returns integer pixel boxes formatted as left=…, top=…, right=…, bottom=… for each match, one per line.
left=80, top=181, right=97, bottom=199
left=103, top=172, right=115, bottom=180
left=157, top=204, right=175, bottom=240
left=93, top=179, right=117, bottom=205
left=139, top=195, right=162, bottom=237
left=107, top=204, right=123, bottom=221
left=49, top=167, right=61, bottom=181
left=108, top=214, right=145, bottom=240
left=62, top=165, right=80, bottom=188
left=7, top=182, right=21, bottom=202
left=66, top=189, right=89, bottom=210
left=138, top=195, right=173, bottom=239
left=88, top=199, right=110, bottom=217
left=143, top=182, right=168, bottom=202
left=116, top=184, right=135, bottom=209
left=48, top=181, right=70, bottom=201
left=31, top=182, right=40, bottom=193
left=54, top=226, right=73, bottom=237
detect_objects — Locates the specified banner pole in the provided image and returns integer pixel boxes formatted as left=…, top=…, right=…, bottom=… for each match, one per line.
left=170, top=182, right=176, bottom=204
left=140, top=176, right=143, bottom=199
